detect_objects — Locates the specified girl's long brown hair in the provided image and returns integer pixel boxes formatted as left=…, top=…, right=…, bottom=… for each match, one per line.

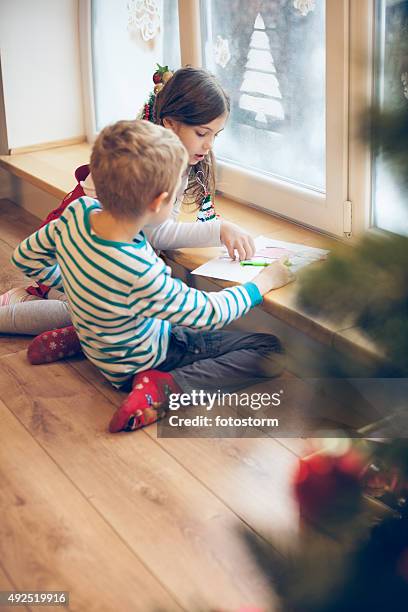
left=153, top=66, right=230, bottom=208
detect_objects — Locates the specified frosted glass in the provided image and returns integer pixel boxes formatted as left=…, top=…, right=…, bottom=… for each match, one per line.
left=372, top=0, right=408, bottom=235
left=201, top=0, right=325, bottom=191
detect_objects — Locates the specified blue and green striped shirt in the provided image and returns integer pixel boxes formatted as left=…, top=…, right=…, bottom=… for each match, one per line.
left=13, top=198, right=262, bottom=388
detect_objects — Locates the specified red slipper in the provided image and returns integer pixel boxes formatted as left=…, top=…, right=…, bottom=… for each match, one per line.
left=109, top=370, right=181, bottom=433
left=27, top=325, right=82, bottom=364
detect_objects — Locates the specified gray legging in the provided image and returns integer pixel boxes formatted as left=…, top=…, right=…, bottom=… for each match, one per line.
left=158, top=326, right=284, bottom=394
left=0, top=300, right=72, bottom=335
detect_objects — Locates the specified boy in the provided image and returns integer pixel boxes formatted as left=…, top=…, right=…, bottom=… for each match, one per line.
left=12, top=120, right=293, bottom=433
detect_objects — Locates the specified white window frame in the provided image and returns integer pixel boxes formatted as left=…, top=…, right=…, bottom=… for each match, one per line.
left=80, top=0, right=378, bottom=240
left=348, top=0, right=375, bottom=237
left=79, top=0, right=97, bottom=144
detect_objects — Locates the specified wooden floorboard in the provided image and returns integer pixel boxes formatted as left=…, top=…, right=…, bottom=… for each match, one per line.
left=0, top=352, right=278, bottom=610
left=0, top=563, right=15, bottom=591
left=0, top=238, right=28, bottom=292
left=69, top=358, right=302, bottom=555
left=0, top=228, right=40, bottom=357
left=0, top=561, right=30, bottom=612
left=0, top=200, right=36, bottom=359
left=0, top=233, right=36, bottom=357
left=0, top=198, right=337, bottom=611
left=0, top=199, right=40, bottom=247
left=0, top=398, right=182, bottom=612
left=0, top=335, right=32, bottom=358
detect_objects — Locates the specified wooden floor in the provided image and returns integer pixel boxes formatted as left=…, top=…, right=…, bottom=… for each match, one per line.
left=0, top=199, right=322, bottom=612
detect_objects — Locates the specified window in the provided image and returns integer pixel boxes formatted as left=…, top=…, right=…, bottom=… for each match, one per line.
left=81, top=1, right=407, bottom=238
left=80, top=0, right=180, bottom=137
left=372, top=0, right=408, bottom=236
left=195, top=0, right=349, bottom=237
left=201, top=1, right=325, bottom=192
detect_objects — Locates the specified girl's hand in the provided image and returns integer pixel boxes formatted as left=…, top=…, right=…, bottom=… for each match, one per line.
left=220, top=220, right=256, bottom=261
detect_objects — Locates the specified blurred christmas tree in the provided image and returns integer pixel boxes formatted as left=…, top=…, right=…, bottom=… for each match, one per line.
left=279, top=14, right=408, bottom=604
left=235, top=8, right=408, bottom=608
left=207, top=5, right=408, bottom=611
left=233, top=442, right=408, bottom=612
left=297, top=105, right=408, bottom=376
left=298, top=0, right=408, bottom=376
left=241, top=509, right=408, bottom=612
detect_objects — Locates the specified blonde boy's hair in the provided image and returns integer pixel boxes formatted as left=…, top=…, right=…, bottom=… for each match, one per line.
left=90, top=119, right=187, bottom=218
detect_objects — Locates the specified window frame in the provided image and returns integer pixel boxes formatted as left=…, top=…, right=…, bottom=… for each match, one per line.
left=348, top=0, right=375, bottom=237
left=79, top=0, right=97, bottom=144
left=80, top=0, right=379, bottom=240
left=362, top=0, right=408, bottom=238
left=195, top=0, right=351, bottom=238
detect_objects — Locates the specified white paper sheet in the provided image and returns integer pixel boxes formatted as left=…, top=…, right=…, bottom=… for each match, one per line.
left=191, top=236, right=329, bottom=283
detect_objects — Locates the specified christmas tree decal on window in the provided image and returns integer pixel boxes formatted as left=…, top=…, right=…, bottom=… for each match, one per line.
left=239, top=13, right=284, bottom=127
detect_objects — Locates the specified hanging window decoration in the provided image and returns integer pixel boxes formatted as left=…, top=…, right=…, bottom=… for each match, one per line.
left=127, top=0, right=161, bottom=41
left=402, top=72, right=408, bottom=100
left=214, top=35, right=231, bottom=68
left=293, top=0, right=316, bottom=17
left=238, top=13, right=284, bottom=126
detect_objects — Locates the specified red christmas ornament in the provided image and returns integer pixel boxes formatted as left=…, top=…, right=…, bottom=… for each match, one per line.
left=293, top=449, right=365, bottom=525
left=153, top=71, right=162, bottom=84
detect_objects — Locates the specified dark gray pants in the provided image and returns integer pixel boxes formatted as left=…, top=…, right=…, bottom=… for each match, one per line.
left=157, top=326, right=284, bottom=394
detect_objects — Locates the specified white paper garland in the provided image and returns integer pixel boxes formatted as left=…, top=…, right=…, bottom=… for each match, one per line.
left=214, top=35, right=231, bottom=68
left=127, top=0, right=161, bottom=41
left=293, top=0, right=316, bottom=17
left=402, top=72, right=408, bottom=100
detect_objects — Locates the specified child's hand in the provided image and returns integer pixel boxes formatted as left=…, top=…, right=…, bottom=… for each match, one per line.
left=220, top=221, right=255, bottom=261
left=252, top=259, right=295, bottom=296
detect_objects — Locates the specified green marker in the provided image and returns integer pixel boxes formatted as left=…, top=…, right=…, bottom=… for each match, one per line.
left=240, top=259, right=292, bottom=267
left=240, top=261, right=270, bottom=267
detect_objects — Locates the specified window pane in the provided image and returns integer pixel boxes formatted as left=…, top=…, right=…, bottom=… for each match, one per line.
left=200, top=0, right=325, bottom=191
left=92, top=0, right=180, bottom=132
left=372, top=0, right=408, bottom=236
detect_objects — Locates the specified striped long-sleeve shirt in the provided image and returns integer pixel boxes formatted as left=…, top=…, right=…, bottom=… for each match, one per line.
left=12, top=197, right=262, bottom=388
left=82, top=170, right=222, bottom=250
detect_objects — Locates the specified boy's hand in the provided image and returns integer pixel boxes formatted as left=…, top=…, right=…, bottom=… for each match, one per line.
left=252, top=260, right=295, bottom=296
left=220, top=220, right=255, bottom=261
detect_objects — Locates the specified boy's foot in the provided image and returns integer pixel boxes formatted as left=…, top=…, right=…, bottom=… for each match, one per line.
left=0, top=287, right=42, bottom=306
left=27, top=325, right=82, bottom=364
left=109, top=370, right=181, bottom=433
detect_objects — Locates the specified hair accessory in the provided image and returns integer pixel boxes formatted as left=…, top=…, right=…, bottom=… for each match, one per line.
left=196, top=192, right=218, bottom=223
left=195, top=171, right=218, bottom=223
left=152, top=63, right=173, bottom=92
left=137, top=63, right=174, bottom=122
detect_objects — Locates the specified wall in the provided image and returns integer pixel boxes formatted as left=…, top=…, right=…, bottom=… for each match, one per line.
left=0, top=0, right=84, bottom=149
left=91, top=0, right=180, bottom=132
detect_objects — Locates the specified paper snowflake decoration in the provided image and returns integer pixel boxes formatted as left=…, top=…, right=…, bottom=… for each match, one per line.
left=293, top=0, right=316, bottom=17
left=127, top=0, right=161, bottom=41
left=214, top=35, right=231, bottom=68
left=401, top=72, right=408, bottom=100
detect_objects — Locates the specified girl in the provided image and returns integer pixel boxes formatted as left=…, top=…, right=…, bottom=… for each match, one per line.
left=1, top=66, right=255, bottom=363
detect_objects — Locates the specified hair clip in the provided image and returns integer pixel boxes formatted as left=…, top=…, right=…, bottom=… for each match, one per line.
left=138, top=64, right=174, bottom=122
left=152, top=64, right=174, bottom=94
